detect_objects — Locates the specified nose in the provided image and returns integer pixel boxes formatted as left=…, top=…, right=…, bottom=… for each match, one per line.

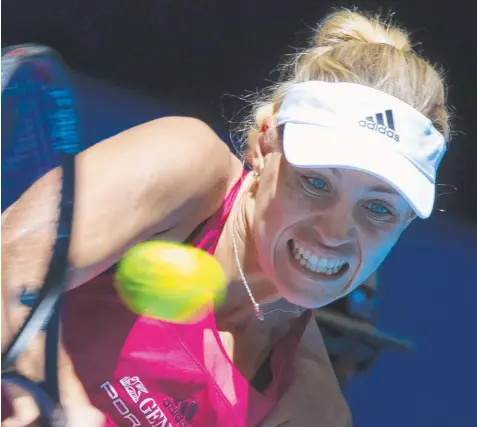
left=314, top=205, right=356, bottom=248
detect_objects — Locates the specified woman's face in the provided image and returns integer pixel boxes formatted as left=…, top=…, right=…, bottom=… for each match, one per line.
left=250, top=134, right=415, bottom=308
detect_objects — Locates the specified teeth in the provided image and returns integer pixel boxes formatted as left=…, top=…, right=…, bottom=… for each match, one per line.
left=291, top=240, right=346, bottom=276
left=318, top=258, right=328, bottom=268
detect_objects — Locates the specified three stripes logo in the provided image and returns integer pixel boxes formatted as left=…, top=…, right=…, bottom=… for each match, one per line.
left=163, top=397, right=198, bottom=426
left=358, top=109, right=400, bottom=142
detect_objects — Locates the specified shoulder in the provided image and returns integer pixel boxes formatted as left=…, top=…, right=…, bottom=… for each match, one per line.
left=86, top=115, right=233, bottom=170
left=109, top=115, right=233, bottom=176
left=293, top=315, right=352, bottom=426
left=79, top=116, right=240, bottom=227
left=262, top=314, right=352, bottom=427
left=132, top=116, right=236, bottom=198
left=141, top=116, right=241, bottom=221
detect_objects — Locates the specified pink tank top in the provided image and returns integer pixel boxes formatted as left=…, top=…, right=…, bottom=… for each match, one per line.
left=62, top=171, right=312, bottom=427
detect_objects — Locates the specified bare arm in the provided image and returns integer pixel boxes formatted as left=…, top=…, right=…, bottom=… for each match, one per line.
left=1, top=116, right=232, bottom=343
left=260, top=318, right=352, bottom=427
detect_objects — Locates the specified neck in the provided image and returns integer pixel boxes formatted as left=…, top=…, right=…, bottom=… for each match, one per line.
left=213, top=175, right=280, bottom=329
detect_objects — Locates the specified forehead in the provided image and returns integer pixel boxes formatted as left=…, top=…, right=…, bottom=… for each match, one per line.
left=328, top=168, right=399, bottom=196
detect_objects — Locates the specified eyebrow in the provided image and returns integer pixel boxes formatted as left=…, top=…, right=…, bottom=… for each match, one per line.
left=330, top=168, right=398, bottom=195
left=367, top=185, right=399, bottom=195
left=303, top=167, right=399, bottom=195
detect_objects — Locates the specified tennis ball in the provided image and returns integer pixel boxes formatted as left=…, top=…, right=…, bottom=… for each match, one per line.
left=115, top=241, right=227, bottom=323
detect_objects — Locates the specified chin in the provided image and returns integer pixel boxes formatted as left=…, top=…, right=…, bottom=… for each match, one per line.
left=278, top=285, right=346, bottom=309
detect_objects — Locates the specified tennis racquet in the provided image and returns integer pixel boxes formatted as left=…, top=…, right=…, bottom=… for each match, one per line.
left=1, top=44, right=81, bottom=426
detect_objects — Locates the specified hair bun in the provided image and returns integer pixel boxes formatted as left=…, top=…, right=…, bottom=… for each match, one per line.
left=314, top=10, right=411, bottom=52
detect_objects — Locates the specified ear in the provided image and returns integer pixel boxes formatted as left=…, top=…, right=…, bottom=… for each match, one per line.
left=250, top=116, right=280, bottom=174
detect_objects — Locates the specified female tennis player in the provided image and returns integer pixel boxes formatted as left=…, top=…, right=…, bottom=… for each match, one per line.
left=2, top=9, right=450, bottom=427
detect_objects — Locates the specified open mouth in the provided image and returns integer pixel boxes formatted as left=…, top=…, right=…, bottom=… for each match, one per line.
left=287, top=239, right=349, bottom=277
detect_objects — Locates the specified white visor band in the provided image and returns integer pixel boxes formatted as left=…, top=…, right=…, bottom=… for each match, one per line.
left=276, top=81, right=447, bottom=218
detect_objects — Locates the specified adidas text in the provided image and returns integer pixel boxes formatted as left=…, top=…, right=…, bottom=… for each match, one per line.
left=358, top=119, right=400, bottom=141
left=163, top=398, right=198, bottom=427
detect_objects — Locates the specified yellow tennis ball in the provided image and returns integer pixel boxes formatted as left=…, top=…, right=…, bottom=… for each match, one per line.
left=115, top=241, right=227, bottom=323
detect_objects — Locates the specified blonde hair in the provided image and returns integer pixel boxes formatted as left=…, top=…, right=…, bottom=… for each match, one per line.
left=245, top=9, right=450, bottom=160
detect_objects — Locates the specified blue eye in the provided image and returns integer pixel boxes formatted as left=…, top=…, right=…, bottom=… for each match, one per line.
left=364, top=201, right=393, bottom=218
left=306, top=177, right=329, bottom=192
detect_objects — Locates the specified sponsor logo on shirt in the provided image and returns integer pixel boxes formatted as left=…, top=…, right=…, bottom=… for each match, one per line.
left=120, top=376, right=149, bottom=404
left=100, top=376, right=198, bottom=427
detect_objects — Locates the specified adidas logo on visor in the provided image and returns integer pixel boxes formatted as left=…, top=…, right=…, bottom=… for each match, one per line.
left=358, top=109, right=400, bottom=142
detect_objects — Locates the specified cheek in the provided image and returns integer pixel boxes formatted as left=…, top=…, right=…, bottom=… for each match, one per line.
left=251, top=179, right=299, bottom=265
left=252, top=191, right=286, bottom=255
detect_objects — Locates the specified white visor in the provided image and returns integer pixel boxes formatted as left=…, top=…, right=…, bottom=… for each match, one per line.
left=277, top=81, right=447, bottom=218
